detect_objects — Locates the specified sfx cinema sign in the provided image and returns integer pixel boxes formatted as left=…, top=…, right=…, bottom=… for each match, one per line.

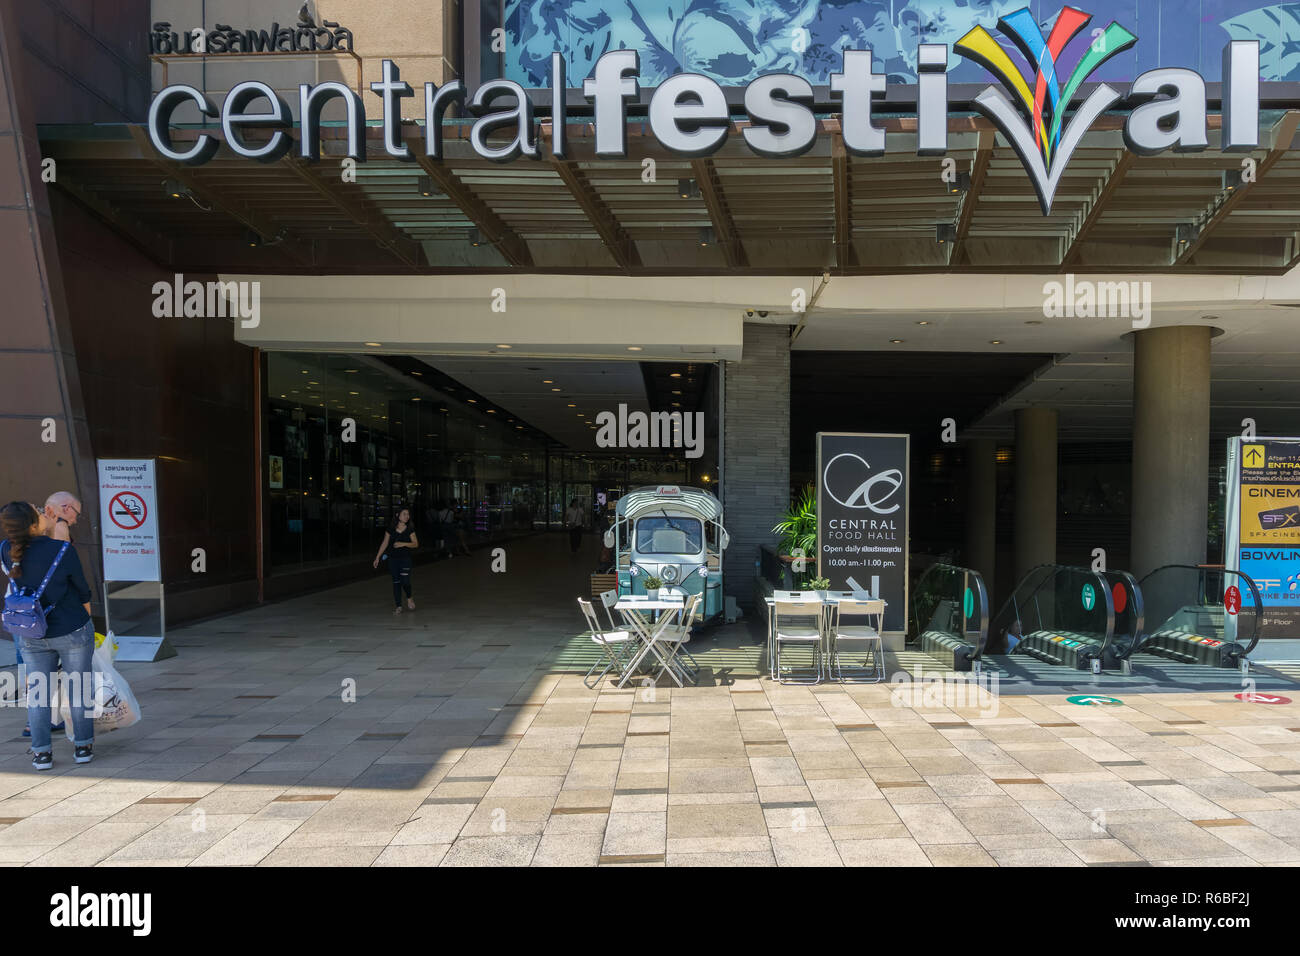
left=148, top=5, right=1265, bottom=215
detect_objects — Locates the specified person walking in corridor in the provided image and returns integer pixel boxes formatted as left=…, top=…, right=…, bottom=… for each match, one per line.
left=565, top=498, right=585, bottom=553
left=373, top=507, right=419, bottom=615
left=0, top=502, right=95, bottom=770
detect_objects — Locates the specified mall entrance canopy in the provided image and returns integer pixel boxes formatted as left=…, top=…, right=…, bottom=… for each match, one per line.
left=37, top=112, right=1300, bottom=278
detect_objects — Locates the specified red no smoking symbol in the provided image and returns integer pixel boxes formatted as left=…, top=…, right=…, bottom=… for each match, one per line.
left=109, top=491, right=147, bottom=530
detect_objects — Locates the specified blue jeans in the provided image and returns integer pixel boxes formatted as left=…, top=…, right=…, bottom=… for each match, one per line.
left=20, top=621, right=95, bottom=751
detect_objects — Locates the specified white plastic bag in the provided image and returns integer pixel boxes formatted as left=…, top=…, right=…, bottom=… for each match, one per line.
left=60, top=635, right=141, bottom=736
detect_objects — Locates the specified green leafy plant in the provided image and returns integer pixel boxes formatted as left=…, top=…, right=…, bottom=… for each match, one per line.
left=771, top=483, right=817, bottom=557
left=644, top=575, right=663, bottom=590
left=803, top=576, right=830, bottom=590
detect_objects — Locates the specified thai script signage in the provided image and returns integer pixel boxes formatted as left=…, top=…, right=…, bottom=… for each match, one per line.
left=149, top=18, right=353, bottom=55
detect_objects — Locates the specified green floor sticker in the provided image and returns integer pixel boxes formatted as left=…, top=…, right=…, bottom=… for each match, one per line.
left=1067, top=694, right=1123, bottom=706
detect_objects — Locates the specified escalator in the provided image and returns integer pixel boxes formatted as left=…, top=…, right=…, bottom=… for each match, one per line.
left=979, top=564, right=1117, bottom=670
left=1129, top=565, right=1261, bottom=668
left=907, top=563, right=990, bottom=672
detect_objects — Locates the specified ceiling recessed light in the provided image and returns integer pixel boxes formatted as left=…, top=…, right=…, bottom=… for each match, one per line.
left=551, top=387, right=561, bottom=392
left=670, top=373, right=682, bottom=378
left=567, top=403, right=576, bottom=407
left=486, top=409, right=495, bottom=413
left=989, top=339, right=1003, bottom=345
left=496, top=344, right=512, bottom=349
left=363, top=342, right=382, bottom=347
left=890, top=339, right=905, bottom=344
left=916, top=320, right=931, bottom=326
left=627, top=346, right=643, bottom=351
left=542, top=379, right=553, bottom=384
left=467, top=398, right=477, bottom=403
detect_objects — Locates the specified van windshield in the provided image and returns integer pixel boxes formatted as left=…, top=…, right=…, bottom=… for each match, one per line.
left=635, top=516, right=703, bottom=554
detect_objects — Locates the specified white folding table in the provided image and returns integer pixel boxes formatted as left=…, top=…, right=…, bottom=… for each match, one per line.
left=614, top=595, right=689, bottom=688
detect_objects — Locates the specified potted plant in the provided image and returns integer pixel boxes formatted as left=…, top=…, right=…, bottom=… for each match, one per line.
left=804, top=575, right=831, bottom=599
left=771, top=485, right=817, bottom=584
left=644, top=575, right=662, bottom=600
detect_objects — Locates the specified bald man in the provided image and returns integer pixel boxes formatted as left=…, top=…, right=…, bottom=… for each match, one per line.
left=43, top=491, right=82, bottom=542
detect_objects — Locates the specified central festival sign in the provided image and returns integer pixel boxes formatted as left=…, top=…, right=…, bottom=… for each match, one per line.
left=816, top=432, right=910, bottom=636
left=145, top=6, right=1264, bottom=216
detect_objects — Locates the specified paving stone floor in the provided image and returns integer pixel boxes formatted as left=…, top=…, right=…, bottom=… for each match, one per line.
left=3, top=535, right=1300, bottom=867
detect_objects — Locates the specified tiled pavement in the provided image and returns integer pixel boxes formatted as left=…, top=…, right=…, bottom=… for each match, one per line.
left=3, top=535, right=1300, bottom=867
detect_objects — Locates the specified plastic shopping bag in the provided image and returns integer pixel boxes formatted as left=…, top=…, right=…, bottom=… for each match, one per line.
left=60, top=635, right=141, bottom=735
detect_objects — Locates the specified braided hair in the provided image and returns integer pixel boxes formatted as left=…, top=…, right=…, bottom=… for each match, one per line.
left=0, top=501, right=39, bottom=580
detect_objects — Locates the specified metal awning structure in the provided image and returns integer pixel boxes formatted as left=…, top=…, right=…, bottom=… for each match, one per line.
left=38, top=110, right=1300, bottom=276
left=615, top=486, right=722, bottom=523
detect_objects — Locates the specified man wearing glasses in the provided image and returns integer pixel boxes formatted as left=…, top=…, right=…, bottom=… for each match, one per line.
left=42, top=491, right=82, bottom=543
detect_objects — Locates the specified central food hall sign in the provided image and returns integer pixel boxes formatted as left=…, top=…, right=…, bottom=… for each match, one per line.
left=147, top=5, right=1266, bottom=215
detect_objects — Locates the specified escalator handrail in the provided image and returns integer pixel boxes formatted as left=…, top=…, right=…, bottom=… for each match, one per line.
left=1102, top=569, right=1145, bottom=660
left=1136, top=564, right=1264, bottom=657
left=981, top=563, right=1116, bottom=661
left=909, top=563, right=990, bottom=652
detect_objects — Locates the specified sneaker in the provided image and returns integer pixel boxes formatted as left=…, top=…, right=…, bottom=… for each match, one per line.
left=393, top=606, right=402, bottom=616
left=32, top=751, right=52, bottom=771
left=406, top=598, right=415, bottom=611
left=74, top=745, right=92, bottom=765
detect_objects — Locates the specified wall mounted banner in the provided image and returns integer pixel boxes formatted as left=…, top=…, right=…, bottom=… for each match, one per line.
left=816, top=432, right=910, bottom=634
left=98, top=459, right=161, bottom=583
left=1226, top=436, right=1300, bottom=639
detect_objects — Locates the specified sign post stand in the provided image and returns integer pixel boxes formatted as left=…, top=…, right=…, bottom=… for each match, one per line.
left=97, top=459, right=176, bottom=662
left=815, top=432, right=910, bottom=650
left=1225, top=437, right=1300, bottom=641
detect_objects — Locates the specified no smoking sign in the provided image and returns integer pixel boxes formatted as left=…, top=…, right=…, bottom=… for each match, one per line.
left=109, top=491, right=147, bottom=530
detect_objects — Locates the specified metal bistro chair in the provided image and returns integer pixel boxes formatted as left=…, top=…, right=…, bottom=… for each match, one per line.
left=827, top=594, right=886, bottom=683
left=772, top=597, right=824, bottom=684
left=578, top=597, right=637, bottom=689
left=598, top=589, right=623, bottom=633
left=657, top=593, right=704, bottom=684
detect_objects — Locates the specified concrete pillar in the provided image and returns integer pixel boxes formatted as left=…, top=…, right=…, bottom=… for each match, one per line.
left=964, top=438, right=997, bottom=597
left=1130, top=325, right=1212, bottom=578
left=1014, top=407, right=1058, bottom=582
left=722, top=323, right=790, bottom=608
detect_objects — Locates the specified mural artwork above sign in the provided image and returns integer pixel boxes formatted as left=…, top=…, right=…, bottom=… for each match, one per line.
left=147, top=5, right=1265, bottom=216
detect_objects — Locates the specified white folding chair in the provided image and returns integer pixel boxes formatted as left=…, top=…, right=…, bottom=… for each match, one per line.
left=578, top=598, right=637, bottom=689
left=827, top=596, right=885, bottom=683
left=773, top=598, right=823, bottom=684
left=598, top=589, right=623, bottom=632
left=657, top=593, right=703, bottom=684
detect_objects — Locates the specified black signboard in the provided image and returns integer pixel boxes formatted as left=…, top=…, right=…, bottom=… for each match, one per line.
left=816, top=432, right=910, bottom=634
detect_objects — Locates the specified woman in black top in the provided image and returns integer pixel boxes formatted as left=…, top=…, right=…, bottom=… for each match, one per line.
left=0, top=501, right=95, bottom=770
left=373, top=507, right=419, bottom=615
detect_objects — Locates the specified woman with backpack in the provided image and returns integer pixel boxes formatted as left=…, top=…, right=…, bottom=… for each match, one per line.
left=0, top=501, right=95, bottom=770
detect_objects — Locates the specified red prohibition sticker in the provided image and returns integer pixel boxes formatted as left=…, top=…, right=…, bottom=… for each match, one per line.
left=1112, top=582, right=1128, bottom=615
left=1224, top=586, right=1241, bottom=616
left=1235, top=693, right=1291, bottom=705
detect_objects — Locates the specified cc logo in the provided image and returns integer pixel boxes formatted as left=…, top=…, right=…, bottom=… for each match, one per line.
left=823, top=453, right=903, bottom=514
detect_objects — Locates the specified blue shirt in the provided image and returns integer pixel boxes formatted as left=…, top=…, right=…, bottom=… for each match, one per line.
left=2, top=537, right=93, bottom=638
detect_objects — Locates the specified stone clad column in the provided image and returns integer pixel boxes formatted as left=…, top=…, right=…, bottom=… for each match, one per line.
left=1130, top=326, right=1212, bottom=578
left=1014, top=407, right=1058, bottom=583
left=722, top=323, right=790, bottom=609
left=964, top=438, right=997, bottom=598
